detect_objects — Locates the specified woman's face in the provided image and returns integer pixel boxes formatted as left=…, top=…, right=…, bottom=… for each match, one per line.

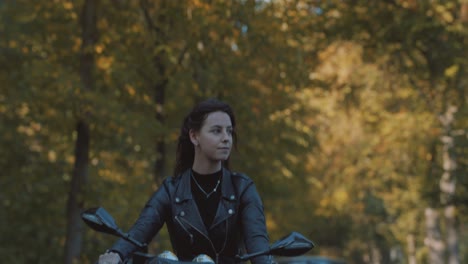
left=191, top=111, right=233, bottom=163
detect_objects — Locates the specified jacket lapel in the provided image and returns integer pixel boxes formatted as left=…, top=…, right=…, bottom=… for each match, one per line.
left=210, top=168, right=237, bottom=230
left=173, top=169, right=209, bottom=237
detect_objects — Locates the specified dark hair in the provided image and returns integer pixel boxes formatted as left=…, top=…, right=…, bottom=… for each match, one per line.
left=173, top=98, right=237, bottom=177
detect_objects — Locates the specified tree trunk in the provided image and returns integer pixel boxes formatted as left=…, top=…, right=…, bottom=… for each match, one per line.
left=439, top=105, right=459, bottom=264
left=64, top=121, right=90, bottom=264
left=154, top=75, right=167, bottom=184
left=445, top=205, right=459, bottom=264
left=138, top=0, right=170, bottom=254
left=407, top=234, right=417, bottom=264
left=424, top=208, right=445, bottom=264
left=370, top=242, right=382, bottom=264
left=139, top=0, right=168, bottom=185
left=64, top=0, right=98, bottom=263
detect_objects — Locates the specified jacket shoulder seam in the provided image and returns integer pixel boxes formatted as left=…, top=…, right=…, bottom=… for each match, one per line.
left=230, top=171, right=251, bottom=181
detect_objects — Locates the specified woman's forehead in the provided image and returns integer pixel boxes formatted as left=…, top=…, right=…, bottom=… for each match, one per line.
left=203, top=111, right=232, bottom=126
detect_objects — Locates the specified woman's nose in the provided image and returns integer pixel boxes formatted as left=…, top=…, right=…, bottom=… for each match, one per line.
left=222, top=130, right=231, bottom=141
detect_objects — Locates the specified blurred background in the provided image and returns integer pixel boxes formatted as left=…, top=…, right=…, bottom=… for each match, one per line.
left=1, top=0, right=467, bottom=263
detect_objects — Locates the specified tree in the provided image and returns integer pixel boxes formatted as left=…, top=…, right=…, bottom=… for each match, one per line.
left=303, top=0, right=468, bottom=262
left=64, top=0, right=98, bottom=263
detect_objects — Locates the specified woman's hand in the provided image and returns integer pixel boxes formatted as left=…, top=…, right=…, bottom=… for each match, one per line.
left=98, top=251, right=122, bottom=264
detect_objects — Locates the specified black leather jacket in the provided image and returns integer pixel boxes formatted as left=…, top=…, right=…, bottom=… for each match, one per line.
left=110, top=168, right=271, bottom=264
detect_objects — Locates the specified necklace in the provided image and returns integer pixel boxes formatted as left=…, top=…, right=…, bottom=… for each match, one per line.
left=191, top=172, right=221, bottom=198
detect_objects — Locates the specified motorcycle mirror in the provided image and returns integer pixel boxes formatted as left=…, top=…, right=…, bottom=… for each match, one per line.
left=236, top=232, right=315, bottom=262
left=81, top=207, right=148, bottom=249
left=269, top=232, right=315, bottom=256
left=81, top=207, right=121, bottom=237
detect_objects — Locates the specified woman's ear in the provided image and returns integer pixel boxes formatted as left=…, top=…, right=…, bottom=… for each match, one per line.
left=189, top=129, right=199, bottom=146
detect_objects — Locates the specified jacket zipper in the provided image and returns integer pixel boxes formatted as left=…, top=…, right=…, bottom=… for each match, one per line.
left=176, top=215, right=229, bottom=264
left=175, top=215, right=194, bottom=244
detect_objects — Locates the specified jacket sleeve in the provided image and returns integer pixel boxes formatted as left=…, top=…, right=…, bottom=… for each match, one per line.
left=240, top=180, right=272, bottom=264
left=109, top=179, right=171, bottom=260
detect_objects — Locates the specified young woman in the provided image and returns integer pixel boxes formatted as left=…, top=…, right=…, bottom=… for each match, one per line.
left=98, top=98, right=272, bottom=264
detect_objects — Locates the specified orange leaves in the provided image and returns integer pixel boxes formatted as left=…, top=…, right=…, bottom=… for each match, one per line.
left=72, top=37, right=81, bottom=52
left=17, top=123, right=40, bottom=137
left=8, top=40, right=18, bottom=48
left=15, top=103, right=30, bottom=117
left=323, top=188, right=348, bottom=206
left=94, top=44, right=104, bottom=54
left=48, top=150, right=57, bottom=162
left=396, top=0, right=419, bottom=10
left=266, top=212, right=279, bottom=233
left=62, top=1, right=74, bottom=11
left=315, top=41, right=365, bottom=86
left=125, top=84, right=136, bottom=97
left=96, top=56, right=114, bottom=71
left=191, top=0, right=213, bottom=10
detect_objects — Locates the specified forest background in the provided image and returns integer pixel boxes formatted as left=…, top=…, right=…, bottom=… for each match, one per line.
left=1, top=1, right=467, bottom=264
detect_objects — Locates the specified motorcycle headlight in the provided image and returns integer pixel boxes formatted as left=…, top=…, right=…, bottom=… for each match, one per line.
left=192, top=254, right=215, bottom=263
left=158, top=250, right=178, bottom=261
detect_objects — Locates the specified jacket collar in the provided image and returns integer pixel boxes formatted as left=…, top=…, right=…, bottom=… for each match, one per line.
left=175, top=167, right=237, bottom=202
left=174, top=168, right=238, bottom=235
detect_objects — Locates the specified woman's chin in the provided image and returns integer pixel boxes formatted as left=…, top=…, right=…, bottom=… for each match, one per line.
left=216, top=154, right=230, bottom=161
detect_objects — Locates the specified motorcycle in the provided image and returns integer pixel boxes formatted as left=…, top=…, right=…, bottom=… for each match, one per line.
left=81, top=207, right=315, bottom=264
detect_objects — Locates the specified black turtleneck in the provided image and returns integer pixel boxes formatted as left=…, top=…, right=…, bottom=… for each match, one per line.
left=190, top=169, right=222, bottom=228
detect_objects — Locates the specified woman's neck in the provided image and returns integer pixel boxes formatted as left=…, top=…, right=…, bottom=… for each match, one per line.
left=192, top=160, right=222, bottom=174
